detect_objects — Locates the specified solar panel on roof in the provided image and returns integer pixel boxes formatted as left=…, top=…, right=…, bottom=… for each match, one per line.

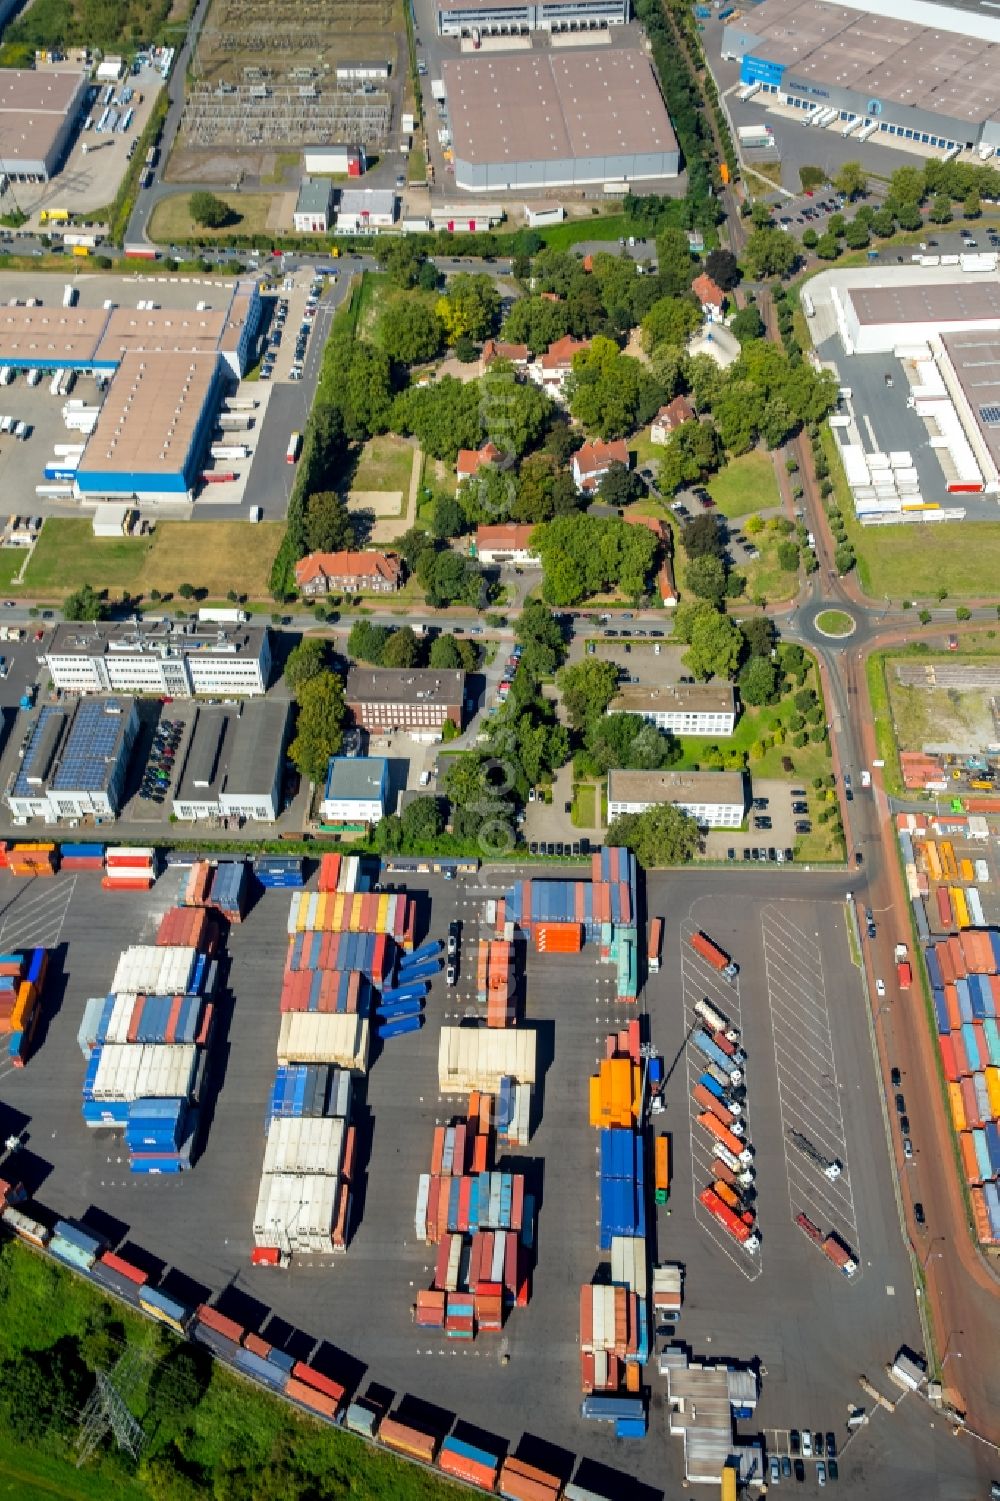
left=979, top=405, right=1000, bottom=426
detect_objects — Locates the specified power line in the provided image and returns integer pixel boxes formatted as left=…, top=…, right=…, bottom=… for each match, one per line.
left=76, top=1347, right=148, bottom=1468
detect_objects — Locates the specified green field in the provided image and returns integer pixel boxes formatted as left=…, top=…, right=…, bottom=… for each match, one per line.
left=148, top=192, right=279, bottom=243
left=0, top=1238, right=459, bottom=1501
left=571, top=783, right=598, bottom=828
left=814, top=609, right=855, bottom=637
left=821, top=426, right=1000, bottom=600
left=706, top=450, right=781, bottom=519
left=734, top=529, right=799, bottom=605
left=22, top=520, right=282, bottom=601
left=352, top=435, right=415, bottom=494
left=0, top=549, right=26, bottom=588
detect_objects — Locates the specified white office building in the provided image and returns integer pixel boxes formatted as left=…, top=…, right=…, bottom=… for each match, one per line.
left=607, top=769, right=746, bottom=829
left=44, top=621, right=272, bottom=699
left=609, top=682, right=737, bottom=737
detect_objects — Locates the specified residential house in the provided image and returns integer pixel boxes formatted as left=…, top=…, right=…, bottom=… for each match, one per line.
left=474, top=523, right=539, bottom=566
left=456, top=440, right=502, bottom=481
left=607, top=769, right=747, bottom=829
left=691, top=272, right=726, bottom=321
left=528, top=334, right=591, bottom=401
left=651, top=395, right=695, bottom=445
left=572, top=437, right=630, bottom=493
left=294, top=550, right=403, bottom=597
left=480, top=339, right=529, bottom=374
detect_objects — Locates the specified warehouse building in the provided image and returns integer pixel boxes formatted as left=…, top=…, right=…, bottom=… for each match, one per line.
left=7, top=696, right=139, bottom=823
left=834, top=278, right=1000, bottom=357
left=608, top=683, right=737, bottom=737
left=336, top=189, right=398, bottom=233
left=345, top=667, right=465, bottom=741
left=320, top=756, right=390, bottom=825
left=0, top=280, right=261, bottom=503
left=441, top=49, right=679, bottom=191
left=436, top=0, right=629, bottom=39
left=0, top=69, right=89, bottom=180
left=173, top=697, right=290, bottom=823
left=303, top=144, right=365, bottom=176
left=44, top=620, right=272, bottom=698
left=607, top=768, right=747, bottom=828
left=722, top=0, right=1000, bottom=159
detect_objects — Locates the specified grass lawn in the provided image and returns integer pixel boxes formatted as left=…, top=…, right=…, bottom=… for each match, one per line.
left=534, top=215, right=630, bottom=251
left=821, top=424, right=1000, bottom=601
left=407, top=146, right=427, bottom=183
left=148, top=192, right=278, bottom=242
left=0, top=548, right=26, bottom=587
left=815, top=609, right=855, bottom=637
left=352, top=435, right=415, bottom=494
left=706, top=450, right=781, bottom=519
left=355, top=272, right=390, bottom=340
left=572, top=782, right=598, bottom=828
left=630, top=426, right=663, bottom=472
left=734, top=530, right=798, bottom=605
left=22, top=519, right=282, bottom=601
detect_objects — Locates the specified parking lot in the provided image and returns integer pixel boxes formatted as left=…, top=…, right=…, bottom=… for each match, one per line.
left=0, top=856, right=979, bottom=1493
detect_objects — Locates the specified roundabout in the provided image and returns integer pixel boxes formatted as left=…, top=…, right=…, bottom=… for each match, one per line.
left=813, top=608, right=856, bottom=639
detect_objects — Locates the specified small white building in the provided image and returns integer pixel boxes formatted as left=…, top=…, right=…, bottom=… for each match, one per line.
left=335, top=61, right=390, bottom=81
left=608, top=683, right=737, bottom=738
left=321, top=756, right=390, bottom=825
left=474, top=524, right=539, bottom=566
left=607, top=769, right=746, bottom=829
left=525, top=203, right=564, bottom=228
left=293, top=178, right=334, bottom=233
left=336, top=189, right=397, bottom=233
left=687, top=323, right=740, bottom=370
left=303, top=144, right=365, bottom=177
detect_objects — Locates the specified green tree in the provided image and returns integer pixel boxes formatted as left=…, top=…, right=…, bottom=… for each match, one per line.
left=657, top=418, right=723, bottom=493
left=654, top=226, right=696, bottom=296
left=598, top=461, right=645, bottom=508
left=501, top=294, right=572, bottom=354
left=964, top=191, right=981, bottom=220
left=379, top=238, right=427, bottom=289
left=844, top=218, right=870, bottom=250
left=641, top=295, right=702, bottom=353
left=392, top=376, right=483, bottom=461
left=436, top=272, right=501, bottom=342
left=739, top=654, right=777, bottom=706
left=320, top=334, right=395, bottom=440
left=683, top=607, right=743, bottom=681
left=833, top=160, right=868, bottom=200
left=429, top=633, right=475, bottom=669
left=566, top=335, right=665, bottom=440
left=777, top=539, right=800, bottom=571
left=379, top=299, right=443, bottom=365
left=557, top=657, right=620, bottom=729
left=896, top=201, right=924, bottom=232
left=400, top=794, right=445, bottom=843
left=481, top=362, right=553, bottom=457
left=815, top=233, right=840, bottom=260
left=889, top=165, right=925, bottom=204
left=730, top=303, right=764, bottom=342
left=382, top=626, right=420, bottom=667
left=930, top=194, right=953, bottom=224
left=606, top=802, right=701, bottom=866
left=516, top=598, right=567, bottom=674
left=189, top=190, right=231, bottom=228
left=681, top=512, right=725, bottom=560
left=288, top=670, right=345, bottom=782
left=284, top=637, right=328, bottom=697
left=534, top=514, right=657, bottom=606
left=63, top=583, right=106, bottom=620
left=742, top=226, right=798, bottom=280
left=304, top=490, right=354, bottom=553
left=432, top=495, right=465, bottom=538
left=870, top=207, right=896, bottom=238
left=347, top=619, right=390, bottom=663
left=684, top=553, right=728, bottom=608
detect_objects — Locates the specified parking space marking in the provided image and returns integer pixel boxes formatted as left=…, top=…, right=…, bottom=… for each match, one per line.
left=680, top=920, right=762, bottom=1283
left=760, top=906, right=862, bottom=1273
left=0, top=874, right=77, bottom=953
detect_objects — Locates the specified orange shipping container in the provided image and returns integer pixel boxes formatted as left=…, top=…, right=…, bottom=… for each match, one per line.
left=959, top=1131, right=981, bottom=1184
left=379, top=1417, right=437, bottom=1464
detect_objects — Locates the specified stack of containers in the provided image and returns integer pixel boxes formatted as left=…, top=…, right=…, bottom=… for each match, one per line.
left=599, top=1129, right=646, bottom=1248
left=59, top=842, right=106, bottom=872
left=48, top=1218, right=104, bottom=1271
left=0, top=948, right=48, bottom=1066
left=475, top=939, right=517, bottom=1027
left=211, top=861, right=250, bottom=923
left=923, top=935, right=1000, bottom=1244
left=7, top=843, right=59, bottom=877
left=184, top=861, right=215, bottom=907
left=251, top=1084, right=357, bottom=1260
left=287, top=888, right=414, bottom=950
left=254, top=855, right=305, bottom=889
left=494, top=1074, right=531, bottom=1147
left=579, top=1283, right=644, bottom=1395
left=79, top=907, right=221, bottom=1170
left=413, top=1092, right=535, bottom=1334
left=103, top=846, right=157, bottom=891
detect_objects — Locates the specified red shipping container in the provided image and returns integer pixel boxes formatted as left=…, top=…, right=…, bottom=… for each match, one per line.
left=580, top=1284, right=592, bottom=1349
left=243, top=1332, right=271, bottom=1358
left=937, top=944, right=955, bottom=985
left=973, top=1022, right=989, bottom=1070
left=292, top=1361, right=345, bottom=1403
left=434, top=1238, right=450, bottom=1290
left=580, top=1349, right=595, bottom=1393
left=454, top=1122, right=467, bottom=1175
left=936, top=887, right=953, bottom=928
left=512, top=1174, right=524, bottom=1233
left=195, top=1004, right=212, bottom=1047
left=100, top=1251, right=147, bottom=1286
left=499, top=1458, right=559, bottom=1501
left=286, top=1376, right=339, bottom=1420
left=503, top=1231, right=517, bottom=1298
left=126, top=998, right=143, bottom=1045
left=469, top=1232, right=484, bottom=1289
left=165, top=994, right=184, bottom=1044
left=952, top=1031, right=970, bottom=1077
left=516, top=1270, right=530, bottom=1308
left=342, top=1125, right=356, bottom=1184
left=960, top=1074, right=980, bottom=1128
left=197, top=1305, right=244, bottom=1343
left=250, top=1246, right=280, bottom=1266
left=472, top=1132, right=488, bottom=1174
left=945, top=984, right=962, bottom=1032
left=458, top=1175, right=471, bottom=1234
left=949, top=936, right=967, bottom=979
left=331, top=1181, right=350, bottom=1248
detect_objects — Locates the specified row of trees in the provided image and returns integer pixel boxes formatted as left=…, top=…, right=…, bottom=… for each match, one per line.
left=346, top=620, right=478, bottom=673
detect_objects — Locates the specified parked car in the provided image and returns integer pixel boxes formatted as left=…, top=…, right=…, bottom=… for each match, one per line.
left=914, top=1202, right=926, bottom=1227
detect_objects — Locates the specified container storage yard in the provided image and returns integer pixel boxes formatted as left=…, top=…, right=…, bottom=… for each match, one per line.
left=0, top=842, right=964, bottom=1497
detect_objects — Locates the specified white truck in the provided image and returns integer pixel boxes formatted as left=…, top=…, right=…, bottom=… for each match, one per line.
left=198, top=607, right=249, bottom=625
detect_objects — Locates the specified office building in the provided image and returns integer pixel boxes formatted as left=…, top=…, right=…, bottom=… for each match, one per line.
left=173, top=697, right=291, bottom=823
left=608, top=683, right=737, bottom=737
left=345, top=667, right=465, bottom=741
left=320, top=756, right=390, bottom=824
left=44, top=620, right=272, bottom=699
left=607, top=768, right=746, bottom=828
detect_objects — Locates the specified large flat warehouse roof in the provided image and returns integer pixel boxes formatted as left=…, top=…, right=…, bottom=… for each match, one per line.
left=940, top=331, right=1000, bottom=477
left=442, top=48, right=677, bottom=165
left=731, top=0, right=1000, bottom=123
left=848, top=280, right=1000, bottom=326
left=78, top=351, right=219, bottom=477
left=0, top=69, right=86, bottom=165
left=0, top=306, right=108, bottom=366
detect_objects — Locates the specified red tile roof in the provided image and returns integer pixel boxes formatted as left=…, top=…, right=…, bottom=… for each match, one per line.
left=476, top=523, right=537, bottom=552
left=654, top=395, right=695, bottom=431
left=691, top=273, right=725, bottom=308
left=539, top=334, right=590, bottom=370
left=456, top=440, right=502, bottom=477
left=295, top=551, right=402, bottom=587
left=573, top=437, right=629, bottom=479
left=482, top=339, right=529, bottom=365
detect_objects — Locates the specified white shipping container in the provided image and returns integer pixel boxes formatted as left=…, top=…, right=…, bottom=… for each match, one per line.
left=92, top=1043, right=196, bottom=1101
left=976, top=858, right=990, bottom=882
left=415, top=1172, right=430, bottom=1242
left=253, top=1172, right=337, bottom=1252
left=263, top=1115, right=345, bottom=1176
left=438, top=1025, right=537, bottom=1093
left=967, top=887, right=986, bottom=928
left=276, top=1012, right=369, bottom=1072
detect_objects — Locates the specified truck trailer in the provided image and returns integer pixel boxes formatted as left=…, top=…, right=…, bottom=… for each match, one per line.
left=689, top=931, right=738, bottom=981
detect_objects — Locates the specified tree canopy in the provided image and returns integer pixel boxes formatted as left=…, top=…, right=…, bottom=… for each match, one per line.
left=557, top=657, right=620, bottom=729
left=303, top=490, right=354, bottom=553
left=533, top=514, right=658, bottom=606
left=606, top=802, right=701, bottom=866
left=566, top=336, right=665, bottom=440
left=288, top=670, right=345, bottom=782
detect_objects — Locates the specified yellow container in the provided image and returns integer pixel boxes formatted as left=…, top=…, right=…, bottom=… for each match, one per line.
left=948, top=1080, right=967, bottom=1134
